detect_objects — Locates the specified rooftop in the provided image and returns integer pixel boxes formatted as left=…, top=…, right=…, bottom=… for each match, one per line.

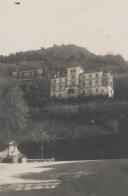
left=67, top=65, right=85, bottom=71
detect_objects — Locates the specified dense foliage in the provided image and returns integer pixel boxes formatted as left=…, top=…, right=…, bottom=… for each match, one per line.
left=0, top=77, right=28, bottom=144
left=0, top=44, right=128, bottom=75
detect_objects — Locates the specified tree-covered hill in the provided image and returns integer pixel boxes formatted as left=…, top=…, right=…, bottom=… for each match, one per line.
left=0, top=44, right=128, bottom=145
left=0, top=44, right=128, bottom=76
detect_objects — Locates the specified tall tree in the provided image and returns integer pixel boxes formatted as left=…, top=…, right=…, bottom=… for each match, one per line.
left=0, top=78, right=28, bottom=143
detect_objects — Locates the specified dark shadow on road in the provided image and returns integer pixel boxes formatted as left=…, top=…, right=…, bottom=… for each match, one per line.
left=1, top=159, right=128, bottom=196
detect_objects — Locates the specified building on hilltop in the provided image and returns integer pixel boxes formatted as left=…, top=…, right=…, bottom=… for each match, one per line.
left=12, top=69, right=44, bottom=81
left=50, top=65, right=114, bottom=98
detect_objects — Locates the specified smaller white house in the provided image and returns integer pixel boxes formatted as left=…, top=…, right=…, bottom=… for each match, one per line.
left=0, top=141, right=27, bottom=163
left=12, top=69, right=44, bottom=81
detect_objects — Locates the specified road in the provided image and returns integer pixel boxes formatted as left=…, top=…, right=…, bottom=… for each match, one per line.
left=0, top=159, right=128, bottom=196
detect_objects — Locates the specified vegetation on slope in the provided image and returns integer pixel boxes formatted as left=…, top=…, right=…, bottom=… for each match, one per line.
left=0, top=44, right=128, bottom=75
left=0, top=77, right=28, bottom=144
left=0, top=44, right=128, bottom=144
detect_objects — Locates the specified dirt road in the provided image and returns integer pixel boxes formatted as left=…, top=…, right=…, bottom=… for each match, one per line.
left=0, top=159, right=128, bottom=196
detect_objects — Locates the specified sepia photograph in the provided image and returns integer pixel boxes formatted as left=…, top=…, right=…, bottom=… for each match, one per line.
left=0, top=0, right=128, bottom=195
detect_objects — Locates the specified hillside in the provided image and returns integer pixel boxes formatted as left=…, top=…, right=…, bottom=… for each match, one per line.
left=0, top=44, right=128, bottom=76
left=0, top=44, right=128, bottom=145
left=24, top=100, right=128, bottom=141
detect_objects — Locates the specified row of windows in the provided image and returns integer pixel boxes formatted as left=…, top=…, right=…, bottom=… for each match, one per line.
left=102, top=79, right=113, bottom=86
left=70, top=80, right=77, bottom=86
left=51, top=83, right=65, bottom=87
left=80, top=89, right=113, bottom=96
left=52, top=77, right=113, bottom=88
left=70, top=69, right=76, bottom=73
left=52, top=93, right=65, bottom=97
left=52, top=75, right=112, bottom=84
left=70, top=75, right=76, bottom=79
left=51, top=89, right=113, bottom=97
left=80, top=88, right=105, bottom=95
left=81, top=73, right=101, bottom=79
left=13, top=71, right=44, bottom=80
left=52, top=80, right=112, bottom=89
left=80, top=80, right=101, bottom=87
left=53, top=77, right=102, bottom=85
left=51, top=87, right=65, bottom=91
left=52, top=79, right=66, bottom=83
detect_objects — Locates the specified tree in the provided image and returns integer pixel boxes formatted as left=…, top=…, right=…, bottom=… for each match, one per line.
left=114, top=74, right=128, bottom=100
left=31, top=123, right=50, bottom=159
left=0, top=78, right=28, bottom=144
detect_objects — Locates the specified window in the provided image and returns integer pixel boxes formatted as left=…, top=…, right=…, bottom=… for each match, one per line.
left=101, top=89, right=105, bottom=95
left=68, top=88, right=75, bottom=94
left=71, top=80, right=76, bottom=86
left=96, top=88, right=99, bottom=93
left=24, top=72, right=30, bottom=77
left=83, top=75, right=85, bottom=80
left=71, top=75, right=76, bottom=79
left=59, top=84, right=62, bottom=89
left=86, top=81, right=89, bottom=87
left=82, top=90, right=85, bottom=94
left=92, top=80, right=95, bottom=86
left=70, top=69, right=76, bottom=73
left=96, top=79, right=99, bottom=86
left=21, top=71, right=34, bottom=80
left=89, top=89, right=92, bottom=94
left=52, top=86, right=56, bottom=91
left=89, top=80, right=92, bottom=86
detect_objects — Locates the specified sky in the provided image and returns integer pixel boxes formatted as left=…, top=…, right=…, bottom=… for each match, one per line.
left=0, top=0, right=128, bottom=59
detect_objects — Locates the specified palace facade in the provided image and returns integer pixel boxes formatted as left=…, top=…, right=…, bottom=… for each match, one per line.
left=50, top=65, right=114, bottom=98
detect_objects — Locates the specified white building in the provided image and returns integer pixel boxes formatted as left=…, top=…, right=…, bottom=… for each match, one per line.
left=79, top=71, right=114, bottom=98
left=0, top=141, right=27, bottom=163
left=50, top=76, right=67, bottom=98
left=50, top=65, right=114, bottom=98
left=12, top=69, right=43, bottom=81
left=65, top=66, right=84, bottom=97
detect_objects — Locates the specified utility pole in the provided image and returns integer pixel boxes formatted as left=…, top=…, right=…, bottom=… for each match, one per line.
left=40, top=130, right=49, bottom=159
left=41, top=131, right=44, bottom=159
